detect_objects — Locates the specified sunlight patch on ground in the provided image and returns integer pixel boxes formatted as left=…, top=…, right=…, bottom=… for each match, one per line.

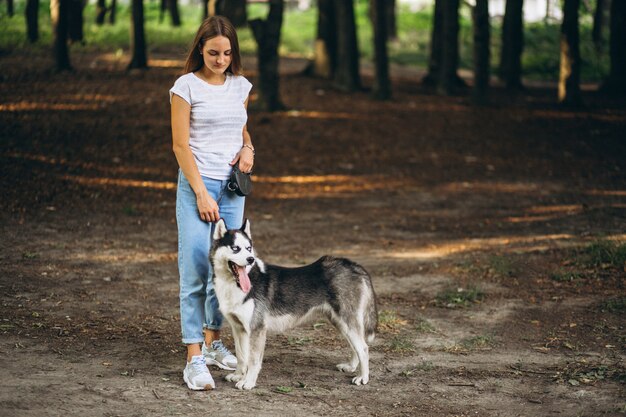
left=61, top=175, right=176, bottom=190
left=0, top=102, right=102, bottom=112
left=276, top=110, right=365, bottom=120
left=6, top=152, right=165, bottom=176
left=66, top=251, right=176, bottom=264
left=382, top=234, right=583, bottom=260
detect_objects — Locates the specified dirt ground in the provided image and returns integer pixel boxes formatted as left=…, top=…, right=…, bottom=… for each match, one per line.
left=1, top=49, right=625, bottom=417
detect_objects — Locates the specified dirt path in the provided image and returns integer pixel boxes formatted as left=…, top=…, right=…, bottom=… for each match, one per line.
left=1, top=50, right=625, bottom=417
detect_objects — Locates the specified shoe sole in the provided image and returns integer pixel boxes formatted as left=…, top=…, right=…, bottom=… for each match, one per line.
left=183, top=373, right=215, bottom=391
left=205, top=357, right=236, bottom=371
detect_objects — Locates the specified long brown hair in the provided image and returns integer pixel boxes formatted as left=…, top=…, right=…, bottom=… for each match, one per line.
left=183, top=16, right=242, bottom=75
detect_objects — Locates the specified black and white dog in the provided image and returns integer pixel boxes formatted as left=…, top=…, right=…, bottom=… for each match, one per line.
left=210, top=219, right=378, bottom=390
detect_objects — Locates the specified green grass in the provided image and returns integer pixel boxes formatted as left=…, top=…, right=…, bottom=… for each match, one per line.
left=0, top=1, right=610, bottom=81
left=550, top=270, right=584, bottom=282
left=600, top=297, right=626, bottom=313
left=581, top=240, right=626, bottom=269
left=460, top=334, right=495, bottom=350
left=415, top=317, right=437, bottom=333
left=435, top=285, right=485, bottom=308
left=487, top=255, right=519, bottom=277
left=387, top=334, right=415, bottom=353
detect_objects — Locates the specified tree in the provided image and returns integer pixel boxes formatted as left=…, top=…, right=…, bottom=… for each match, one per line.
left=68, top=0, right=84, bottom=43
left=96, top=0, right=107, bottom=25
left=215, top=0, right=247, bottom=27
left=7, top=0, right=14, bottom=17
left=592, top=0, right=605, bottom=49
left=305, top=0, right=337, bottom=79
left=128, top=0, right=148, bottom=70
left=601, top=0, right=626, bottom=95
left=386, top=0, right=397, bottom=40
left=371, top=0, right=391, bottom=99
left=558, top=0, right=582, bottom=105
left=26, top=0, right=39, bottom=42
left=499, top=0, right=524, bottom=89
left=423, top=0, right=443, bottom=85
left=438, top=0, right=460, bottom=95
left=249, top=0, right=285, bottom=111
left=51, top=0, right=72, bottom=71
left=333, top=0, right=361, bottom=92
left=109, top=0, right=116, bottom=24
left=168, top=0, right=181, bottom=27
left=472, top=0, right=490, bottom=104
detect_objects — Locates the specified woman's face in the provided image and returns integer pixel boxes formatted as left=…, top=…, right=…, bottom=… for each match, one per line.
left=201, top=35, right=232, bottom=76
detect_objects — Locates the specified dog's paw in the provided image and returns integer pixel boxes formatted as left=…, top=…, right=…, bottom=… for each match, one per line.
left=351, top=374, right=369, bottom=386
left=336, top=363, right=357, bottom=373
left=225, top=373, right=243, bottom=383
left=235, top=379, right=256, bottom=390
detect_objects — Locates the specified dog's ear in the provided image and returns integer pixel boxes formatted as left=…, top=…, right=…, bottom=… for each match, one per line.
left=242, top=218, right=251, bottom=238
left=213, top=219, right=228, bottom=241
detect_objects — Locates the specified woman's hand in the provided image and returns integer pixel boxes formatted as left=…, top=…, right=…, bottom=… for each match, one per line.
left=230, top=146, right=254, bottom=173
left=196, top=189, right=220, bottom=223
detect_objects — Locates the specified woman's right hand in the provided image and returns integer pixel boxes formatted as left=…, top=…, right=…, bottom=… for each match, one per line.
left=196, top=190, right=220, bottom=223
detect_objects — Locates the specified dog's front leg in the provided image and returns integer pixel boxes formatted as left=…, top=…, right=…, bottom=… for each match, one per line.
left=235, top=328, right=266, bottom=390
left=227, top=327, right=250, bottom=384
left=225, top=319, right=248, bottom=383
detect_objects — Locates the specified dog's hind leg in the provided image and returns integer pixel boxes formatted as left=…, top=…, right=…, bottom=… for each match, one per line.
left=336, top=350, right=358, bottom=373
left=235, top=327, right=267, bottom=390
left=333, top=317, right=370, bottom=385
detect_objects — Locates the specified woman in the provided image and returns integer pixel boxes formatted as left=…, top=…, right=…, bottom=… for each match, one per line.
left=170, top=16, right=254, bottom=391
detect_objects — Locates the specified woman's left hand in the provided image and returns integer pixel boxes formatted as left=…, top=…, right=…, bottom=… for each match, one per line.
left=231, top=146, right=254, bottom=173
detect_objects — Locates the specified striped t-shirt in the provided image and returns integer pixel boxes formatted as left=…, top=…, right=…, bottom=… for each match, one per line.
left=169, top=72, right=253, bottom=180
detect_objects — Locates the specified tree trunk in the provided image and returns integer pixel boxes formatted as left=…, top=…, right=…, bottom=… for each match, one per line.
left=159, top=0, right=166, bottom=23
left=96, top=0, right=106, bottom=25
left=306, top=0, right=337, bottom=79
left=601, top=0, right=626, bottom=95
left=7, top=0, right=14, bottom=17
left=216, top=0, right=247, bottom=27
left=499, top=0, right=524, bottom=89
left=592, top=0, right=605, bottom=49
left=438, top=0, right=460, bottom=95
left=68, top=0, right=84, bottom=43
left=333, top=0, right=361, bottom=92
left=128, top=0, right=148, bottom=70
left=109, top=0, right=116, bottom=24
left=51, top=0, right=72, bottom=71
left=371, top=0, right=391, bottom=100
left=203, top=0, right=209, bottom=19
left=168, top=0, right=181, bottom=27
left=250, top=0, right=285, bottom=111
left=386, top=0, right=397, bottom=40
left=423, top=0, right=443, bottom=86
left=26, top=0, right=39, bottom=43
left=472, top=0, right=490, bottom=104
left=558, top=0, right=582, bottom=105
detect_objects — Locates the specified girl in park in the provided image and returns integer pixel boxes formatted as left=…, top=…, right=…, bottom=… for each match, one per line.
left=169, top=16, right=254, bottom=390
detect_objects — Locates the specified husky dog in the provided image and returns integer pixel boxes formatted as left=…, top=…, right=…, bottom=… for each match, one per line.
left=210, top=219, right=378, bottom=390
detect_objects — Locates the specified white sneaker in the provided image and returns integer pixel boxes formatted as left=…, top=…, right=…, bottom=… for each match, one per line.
left=183, top=355, right=215, bottom=390
left=203, top=340, right=237, bottom=371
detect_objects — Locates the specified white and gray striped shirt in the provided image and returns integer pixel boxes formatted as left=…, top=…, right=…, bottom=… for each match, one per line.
left=170, top=72, right=253, bottom=180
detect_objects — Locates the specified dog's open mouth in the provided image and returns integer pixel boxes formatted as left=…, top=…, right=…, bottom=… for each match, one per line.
left=228, top=261, right=252, bottom=293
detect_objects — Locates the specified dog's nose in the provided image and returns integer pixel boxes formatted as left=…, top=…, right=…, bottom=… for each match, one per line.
left=246, top=257, right=255, bottom=265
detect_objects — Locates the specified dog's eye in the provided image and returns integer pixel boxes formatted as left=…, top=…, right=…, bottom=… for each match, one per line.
left=246, top=246, right=252, bottom=252
left=231, top=245, right=241, bottom=253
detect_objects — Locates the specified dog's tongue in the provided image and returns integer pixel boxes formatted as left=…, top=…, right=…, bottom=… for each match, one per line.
left=236, top=265, right=251, bottom=293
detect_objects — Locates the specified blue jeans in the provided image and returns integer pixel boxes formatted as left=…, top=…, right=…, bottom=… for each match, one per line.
left=176, top=170, right=245, bottom=344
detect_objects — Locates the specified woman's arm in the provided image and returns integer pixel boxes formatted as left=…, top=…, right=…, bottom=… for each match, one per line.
left=231, top=97, right=254, bottom=173
left=171, top=94, right=220, bottom=222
